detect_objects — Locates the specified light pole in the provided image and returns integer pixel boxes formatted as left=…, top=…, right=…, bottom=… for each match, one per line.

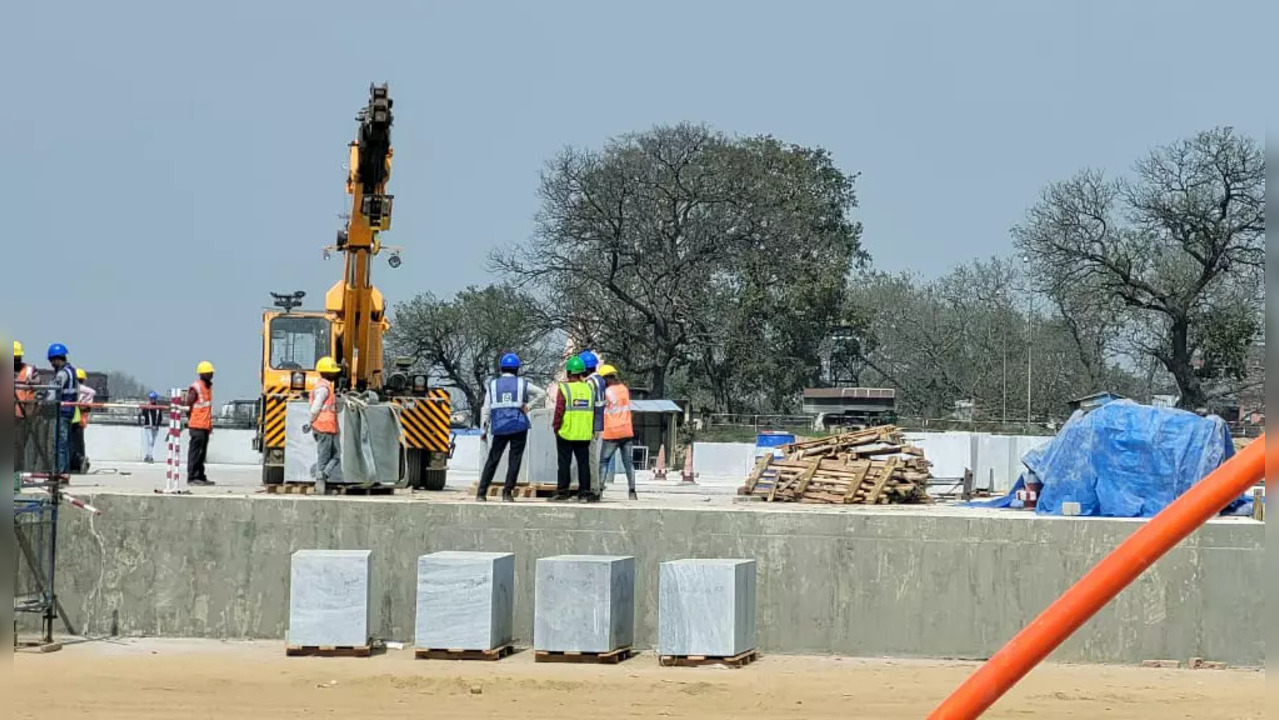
left=1023, top=255, right=1033, bottom=424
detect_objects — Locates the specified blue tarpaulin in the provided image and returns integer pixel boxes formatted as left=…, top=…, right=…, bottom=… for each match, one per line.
left=972, top=400, right=1248, bottom=517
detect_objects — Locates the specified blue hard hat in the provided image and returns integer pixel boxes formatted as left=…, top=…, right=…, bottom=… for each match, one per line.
left=149, top=391, right=160, bottom=401
left=578, top=350, right=599, bottom=370
left=47, top=342, right=69, bottom=359
left=499, top=352, right=521, bottom=370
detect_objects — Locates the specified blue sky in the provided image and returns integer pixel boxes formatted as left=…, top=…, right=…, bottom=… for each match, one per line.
left=5, top=0, right=1270, bottom=399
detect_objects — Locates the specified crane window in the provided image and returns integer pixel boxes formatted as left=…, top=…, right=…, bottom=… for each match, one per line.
left=270, top=317, right=331, bottom=371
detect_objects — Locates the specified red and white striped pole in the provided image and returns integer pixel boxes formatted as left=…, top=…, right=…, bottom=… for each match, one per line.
left=160, top=388, right=187, bottom=494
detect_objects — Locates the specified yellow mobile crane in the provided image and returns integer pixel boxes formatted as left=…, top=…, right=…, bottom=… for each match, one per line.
left=255, top=84, right=452, bottom=490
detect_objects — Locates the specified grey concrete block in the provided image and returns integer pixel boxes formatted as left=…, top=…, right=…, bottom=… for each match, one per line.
left=287, top=550, right=371, bottom=647
left=659, top=559, right=756, bottom=657
left=415, top=551, right=515, bottom=651
left=534, top=555, right=635, bottom=653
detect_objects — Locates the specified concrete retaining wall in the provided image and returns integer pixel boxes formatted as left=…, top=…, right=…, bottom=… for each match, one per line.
left=84, top=426, right=259, bottom=465
left=50, top=495, right=1263, bottom=666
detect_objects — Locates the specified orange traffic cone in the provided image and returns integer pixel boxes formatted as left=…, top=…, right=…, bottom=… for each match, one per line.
left=681, top=444, right=696, bottom=484
left=653, top=444, right=668, bottom=480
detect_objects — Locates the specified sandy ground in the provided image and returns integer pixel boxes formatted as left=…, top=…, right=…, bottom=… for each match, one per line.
left=11, top=639, right=1263, bottom=719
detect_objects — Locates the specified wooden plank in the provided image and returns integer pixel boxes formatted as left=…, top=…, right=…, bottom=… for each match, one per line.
left=744, top=455, right=773, bottom=494
left=795, top=462, right=821, bottom=496
left=286, top=644, right=374, bottom=658
left=414, top=645, right=514, bottom=661
left=534, top=647, right=633, bottom=664
left=660, top=649, right=758, bottom=668
left=861, top=457, right=899, bottom=505
left=843, top=462, right=872, bottom=503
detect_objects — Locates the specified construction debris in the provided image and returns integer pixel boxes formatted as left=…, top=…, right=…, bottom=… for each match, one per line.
left=739, top=426, right=933, bottom=505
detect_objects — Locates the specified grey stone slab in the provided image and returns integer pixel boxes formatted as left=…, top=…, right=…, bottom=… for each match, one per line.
left=284, top=401, right=345, bottom=484
left=287, top=550, right=371, bottom=647
left=659, top=559, right=756, bottom=657
left=534, top=555, right=635, bottom=653
left=415, top=551, right=515, bottom=651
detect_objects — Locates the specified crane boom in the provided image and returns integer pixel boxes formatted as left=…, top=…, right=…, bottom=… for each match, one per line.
left=325, top=83, right=396, bottom=391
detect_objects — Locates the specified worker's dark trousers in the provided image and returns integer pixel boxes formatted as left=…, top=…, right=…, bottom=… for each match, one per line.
left=555, top=437, right=592, bottom=496
left=188, top=428, right=210, bottom=481
left=70, top=424, right=86, bottom=473
left=478, top=431, right=528, bottom=496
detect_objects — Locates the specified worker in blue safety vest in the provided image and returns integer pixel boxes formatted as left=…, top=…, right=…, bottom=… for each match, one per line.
left=476, top=352, right=546, bottom=502
left=44, top=343, right=80, bottom=475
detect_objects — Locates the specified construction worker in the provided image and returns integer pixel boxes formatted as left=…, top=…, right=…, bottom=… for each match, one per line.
left=598, top=365, right=638, bottom=500
left=302, top=356, right=342, bottom=491
left=184, top=361, right=215, bottom=486
left=551, top=355, right=595, bottom=502
left=139, top=391, right=164, bottom=463
left=45, top=343, right=79, bottom=475
left=70, top=367, right=96, bottom=473
left=14, top=341, right=37, bottom=472
left=579, top=350, right=607, bottom=499
left=476, top=352, right=546, bottom=502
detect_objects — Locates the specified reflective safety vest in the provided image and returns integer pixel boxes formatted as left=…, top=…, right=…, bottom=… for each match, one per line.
left=588, top=374, right=606, bottom=433
left=14, top=364, right=35, bottom=418
left=57, top=365, right=79, bottom=419
left=312, top=378, right=339, bottom=435
left=488, top=375, right=530, bottom=436
left=603, top=383, right=633, bottom=441
left=188, top=380, right=213, bottom=431
left=78, top=384, right=96, bottom=428
left=557, top=381, right=594, bottom=442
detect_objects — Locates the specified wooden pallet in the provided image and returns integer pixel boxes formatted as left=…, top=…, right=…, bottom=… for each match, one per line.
left=286, top=644, right=375, bottom=658
left=534, top=647, right=633, bottom=664
left=473, top=483, right=560, bottom=499
left=266, top=483, right=397, bottom=496
left=659, top=649, right=758, bottom=668
left=414, top=645, right=515, bottom=661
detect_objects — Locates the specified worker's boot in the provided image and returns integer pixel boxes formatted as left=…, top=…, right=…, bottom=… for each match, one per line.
left=628, top=489, right=638, bottom=501
left=501, top=489, right=514, bottom=503
left=475, top=489, right=487, bottom=502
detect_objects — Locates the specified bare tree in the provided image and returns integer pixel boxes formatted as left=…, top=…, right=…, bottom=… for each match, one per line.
left=1013, top=127, right=1264, bottom=409
left=386, top=284, right=554, bottom=424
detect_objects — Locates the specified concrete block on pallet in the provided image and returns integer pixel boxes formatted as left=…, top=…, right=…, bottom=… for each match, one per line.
left=534, top=555, right=635, bottom=653
left=288, top=550, right=371, bottom=647
left=415, top=551, right=515, bottom=651
left=659, top=559, right=756, bottom=657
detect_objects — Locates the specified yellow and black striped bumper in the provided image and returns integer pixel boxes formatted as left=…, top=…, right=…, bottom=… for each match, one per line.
left=260, top=385, right=298, bottom=451
left=396, top=389, right=451, bottom=453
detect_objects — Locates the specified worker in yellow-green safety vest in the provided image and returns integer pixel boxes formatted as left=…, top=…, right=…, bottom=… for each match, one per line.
left=551, top=355, right=595, bottom=502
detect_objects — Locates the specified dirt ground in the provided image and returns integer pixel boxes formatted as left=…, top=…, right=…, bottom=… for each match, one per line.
left=11, top=639, right=1262, bottom=719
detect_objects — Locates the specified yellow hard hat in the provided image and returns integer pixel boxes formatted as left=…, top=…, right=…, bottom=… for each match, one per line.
left=76, top=368, right=87, bottom=381
left=598, top=364, right=618, bottom=377
left=197, top=360, right=215, bottom=375
left=13, top=340, right=23, bottom=357
left=316, top=356, right=340, bottom=374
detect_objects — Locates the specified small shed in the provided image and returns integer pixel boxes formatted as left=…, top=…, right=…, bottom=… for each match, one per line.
left=1068, top=392, right=1125, bottom=414
left=603, top=399, right=684, bottom=471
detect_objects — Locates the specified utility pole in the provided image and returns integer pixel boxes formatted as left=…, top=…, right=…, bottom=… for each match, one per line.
left=1023, top=255, right=1033, bottom=424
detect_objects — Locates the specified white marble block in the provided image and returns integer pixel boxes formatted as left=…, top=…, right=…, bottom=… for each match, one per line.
left=534, top=555, right=635, bottom=653
left=658, top=559, right=756, bottom=657
left=415, top=551, right=515, bottom=651
left=288, top=550, right=372, bottom=647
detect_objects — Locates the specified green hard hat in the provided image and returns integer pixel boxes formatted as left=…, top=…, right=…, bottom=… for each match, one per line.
left=566, top=356, right=586, bottom=374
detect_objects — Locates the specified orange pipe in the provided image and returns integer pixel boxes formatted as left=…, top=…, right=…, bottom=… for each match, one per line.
left=928, top=435, right=1266, bottom=720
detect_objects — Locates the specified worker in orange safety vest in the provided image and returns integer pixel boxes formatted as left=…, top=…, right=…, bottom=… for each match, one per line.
left=184, top=361, right=215, bottom=486
left=14, top=341, right=37, bottom=472
left=302, top=356, right=343, bottom=490
left=597, top=364, right=638, bottom=500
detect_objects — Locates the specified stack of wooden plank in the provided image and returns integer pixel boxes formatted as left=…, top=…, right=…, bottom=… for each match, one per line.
left=739, top=426, right=933, bottom=505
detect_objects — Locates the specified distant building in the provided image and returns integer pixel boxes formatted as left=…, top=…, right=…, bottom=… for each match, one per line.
left=1068, top=392, right=1124, bottom=414
left=802, top=387, right=897, bottom=428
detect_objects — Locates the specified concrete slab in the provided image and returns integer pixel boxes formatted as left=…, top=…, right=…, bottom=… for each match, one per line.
left=415, top=551, right=515, bottom=651
left=658, top=559, right=756, bottom=657
left=287, top=550, right=372, bottom=648
left=534, top=555, right=635, bottom=653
